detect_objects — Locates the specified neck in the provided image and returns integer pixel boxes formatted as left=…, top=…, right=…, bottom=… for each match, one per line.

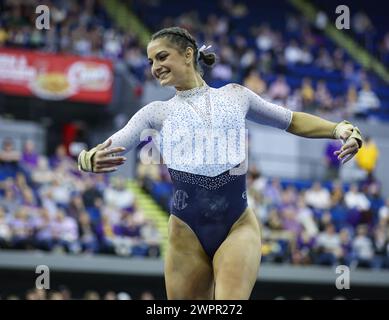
left=175, top=73, right=204, bottom=91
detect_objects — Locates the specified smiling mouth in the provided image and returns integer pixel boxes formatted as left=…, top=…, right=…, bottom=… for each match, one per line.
left=158, top=71, right=170, bottom=80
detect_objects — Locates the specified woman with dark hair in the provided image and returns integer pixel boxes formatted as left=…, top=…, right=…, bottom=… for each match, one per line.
left=78, top=27, right=362, bottom=299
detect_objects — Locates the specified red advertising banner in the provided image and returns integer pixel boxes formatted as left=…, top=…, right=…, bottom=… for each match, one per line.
left=0, top=48, right=113, bottom=104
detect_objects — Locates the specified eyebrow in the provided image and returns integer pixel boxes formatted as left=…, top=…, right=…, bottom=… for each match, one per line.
left=148, top=50, right=168, bottom=62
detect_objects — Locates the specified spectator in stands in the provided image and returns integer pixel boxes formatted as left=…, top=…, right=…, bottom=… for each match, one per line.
left=355, top=136, right=379, bottom=179
left=304, top=182, right=331, bottom=211
left=352, top=224, right=374, bottom=268
left=315, top=223, right=341, bottom=266
left=210, top=54, right=233, bottom=83
left=263, top=178, right=283, bottom=206
left=352, top=11, right=375, bottom=50
left=344, top=183, right=371, bottom=212
left=84, top=290, right=100, bottom=300
left=255, top=24, right=275, bottom=52
left=239, top=48, right=255, bottom=70
left=140, top=290, right=155, bottom=300
left=258, top=51, right=272, bottom=75
left=103, top=177, right=134, bottom=210
left=339, top=228, right=353, bottom=266
left=300, top=77, right=315, bottom=110
left=21, top=140, right=39, bottom=170
left=286, top=89, right=303, bottom=112
left=268, top=75, right=290, bottom=102
left=103, top=291, right=117, bottom=300
left=82, top=177, right=103, bottom=209
left=330, top=181, right=344, bottom=206
left=378, top=197, right=389, bottom=225
left=243, top=68, right=267, bottom=95
left=50, top=177, right=72, bottom=209
left=372, top=225, right=388, bottom=269
left=315, top=80, right=333, bottom=112
left=296, top=196, right=318, bottom=237
left=0, top=181, right=21, bottom=215
left=292, top=230, right=316, bottom=265
left=9, top=207, right=32, bottom=250
left=54, top=209, right=79, bottom=253
left=333, top=48, right=345, bottom=71
left=315, top=48, right=334, bottom=71
left=31, top=156, right=54, bottom=186
left=284, top=39, right=304, bottom=65
left=140, top=219, right=161, bottom=257
left=0, top=138, right=21, bottom=178
left=78, top=211, right=99, bottom=253
left=0, top=206, right=11, bottom=248
left=49, top=144, right=75, bottom=170
left=323, top=140, right=342, bottom=180
left=354, top=82, right=380, bottom=118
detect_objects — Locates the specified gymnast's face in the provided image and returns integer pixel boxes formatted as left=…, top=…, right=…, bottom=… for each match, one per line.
left=147, top=38, right=194, bottom=88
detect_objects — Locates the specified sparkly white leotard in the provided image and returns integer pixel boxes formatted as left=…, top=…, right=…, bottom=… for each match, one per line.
left=108, top=83, right=293, bottom=177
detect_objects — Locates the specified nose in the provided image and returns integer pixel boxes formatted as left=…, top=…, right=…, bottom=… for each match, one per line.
left=152, top=62, right=162, bottom=78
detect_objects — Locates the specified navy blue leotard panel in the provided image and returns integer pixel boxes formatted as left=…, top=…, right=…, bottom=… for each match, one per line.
left=169, top=168, right=248, bottom=259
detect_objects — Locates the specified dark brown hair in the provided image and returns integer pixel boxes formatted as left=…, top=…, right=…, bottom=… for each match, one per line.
left=151, top=27, right=216, bottom=74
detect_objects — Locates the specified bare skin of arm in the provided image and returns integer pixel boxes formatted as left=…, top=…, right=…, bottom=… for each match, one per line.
left=286, top=111, right=359, bottom=163
left=286, top=111, right=337, bottom=139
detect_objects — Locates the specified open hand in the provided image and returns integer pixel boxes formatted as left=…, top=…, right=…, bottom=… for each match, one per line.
left=92, top=139, right=126, bottom=173
left=334, top=138, right=359, bottom=164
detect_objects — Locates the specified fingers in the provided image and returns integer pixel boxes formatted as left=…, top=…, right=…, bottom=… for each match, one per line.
left=333, top=138, right=359, bottom=163
left=103, top=139, right=112, bottom=148
left=337, top=146, right=358, bottom=161
left=94, top=167, right=119, bottom=173
left=100, top=147, right=126, bottom=157
left=95, top=157, right=126, bottom=166
left=341, top=150, right=357, bottom=164
left=94, top=160, right=125, bottom=172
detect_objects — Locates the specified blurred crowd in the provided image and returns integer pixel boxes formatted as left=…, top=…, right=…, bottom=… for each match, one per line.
left=0, top=137, right=162, bottom=257
left=0, top=0, right=141, bottom=60
left=246, top=168, right=389, bottom=269
left=0, top=0, right=388, bottom=121
left=0, top=287, right=155, bottom=300
left=0, top=286, right=356, bottom=300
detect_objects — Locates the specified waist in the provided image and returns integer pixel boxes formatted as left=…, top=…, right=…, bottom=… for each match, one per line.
left=168, top=166, right=246, bottom=191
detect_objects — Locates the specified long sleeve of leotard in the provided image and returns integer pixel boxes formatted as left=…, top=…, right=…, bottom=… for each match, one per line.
left=232, top=84, right=293, bottom=130
left=105, top=102, right=158, bottom=153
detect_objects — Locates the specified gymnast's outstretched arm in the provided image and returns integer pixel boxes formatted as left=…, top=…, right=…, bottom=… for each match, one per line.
left=234, top=83, right=362, bottom=164
left=285, top=112, right=362, bottom=163
left=77, top=102, right=159, bottom=173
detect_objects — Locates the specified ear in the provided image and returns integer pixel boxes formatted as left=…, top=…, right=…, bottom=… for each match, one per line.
left=185, top=47, right=194, bottom=64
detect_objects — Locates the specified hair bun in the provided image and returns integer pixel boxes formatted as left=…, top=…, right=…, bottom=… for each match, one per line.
left=198, top=51, right=216, bottom=67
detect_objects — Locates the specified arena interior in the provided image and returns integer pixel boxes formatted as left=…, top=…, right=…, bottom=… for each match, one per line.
left=0, top=0, right=389, bottom=300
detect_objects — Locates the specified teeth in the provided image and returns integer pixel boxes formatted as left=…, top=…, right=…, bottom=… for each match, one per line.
left=159, top=72, right=169, bottom=79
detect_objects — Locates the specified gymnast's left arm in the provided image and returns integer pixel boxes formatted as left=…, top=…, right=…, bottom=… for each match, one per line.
left=285, top=112, right=363, bottom=164
left=238, top=84, right=363, bottom=164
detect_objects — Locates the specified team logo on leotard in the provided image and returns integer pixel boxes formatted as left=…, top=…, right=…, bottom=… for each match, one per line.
left=173, top=190, right=188, bottom=210
left=242, top=191, right=247, bottom=199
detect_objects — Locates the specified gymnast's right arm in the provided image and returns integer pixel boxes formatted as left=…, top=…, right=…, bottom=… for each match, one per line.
left=77, top=103, right=155, bottom=173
